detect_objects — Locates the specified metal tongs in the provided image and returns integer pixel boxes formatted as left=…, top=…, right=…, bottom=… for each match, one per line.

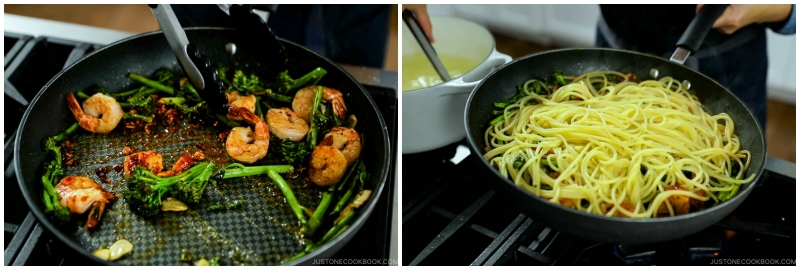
left=148, top=4, right=288, bottom=114
left=402, top=9, right=450, bottom=82
left=228, top=4, right=288, bottom=71
left=669, top=4, right=728, bottom=65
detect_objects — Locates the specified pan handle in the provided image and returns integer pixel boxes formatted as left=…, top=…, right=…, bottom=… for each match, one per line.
left=437, top=50, right=512, bottom=97
left=670, top=4, right=728, bottom=64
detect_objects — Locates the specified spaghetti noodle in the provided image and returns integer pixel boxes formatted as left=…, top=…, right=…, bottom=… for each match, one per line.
left=484, top=70, right=754, bottom=218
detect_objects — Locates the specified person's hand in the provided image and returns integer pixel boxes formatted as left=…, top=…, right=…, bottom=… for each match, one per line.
left=402, top=4, right=434, bottom=43
left=697, top=4, right=793, bottom=34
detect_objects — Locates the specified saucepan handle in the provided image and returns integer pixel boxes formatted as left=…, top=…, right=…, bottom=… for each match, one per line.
left=670, top=4, right=728, bottom=64
left=438, top=50, right=512, bottom=96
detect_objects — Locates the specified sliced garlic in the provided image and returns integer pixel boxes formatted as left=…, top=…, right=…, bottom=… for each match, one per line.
left=351, top=190, right=373, bottom=208
left=109, top=239, right=133, bottom=261
left=162, top=197, right=188, bottom=211
left=195, top=259, right=210, bottom=266
left=93, top=249, right=111, bottom=261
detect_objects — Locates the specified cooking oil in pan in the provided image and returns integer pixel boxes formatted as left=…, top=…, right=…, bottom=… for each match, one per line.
left=402, top=53, right=480, bottom=91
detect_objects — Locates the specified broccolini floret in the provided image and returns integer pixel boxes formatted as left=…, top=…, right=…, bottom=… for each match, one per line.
left=125, top=162, right=216, bottom=217
left=41, top=123, right=80, bottom=223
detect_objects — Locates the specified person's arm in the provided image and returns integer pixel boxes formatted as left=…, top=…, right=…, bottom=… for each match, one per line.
left=402, top=4, right=435, bottom=42
left=698, top=4, right=794, bottom=34
left=774, top=4, right=795, bottom=34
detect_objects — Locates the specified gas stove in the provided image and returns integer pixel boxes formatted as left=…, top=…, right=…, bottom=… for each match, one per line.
left=402, top=140, right=796, bottom=266
left=4, top=15, right=398, bottom=266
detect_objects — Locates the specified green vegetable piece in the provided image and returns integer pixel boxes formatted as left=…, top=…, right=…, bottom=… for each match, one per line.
left=541, top=159, right=557, bottom=167
left=128, top=73, right=175, bottom=95
left=276, top=67, right=327, bottom=92
left=123, top=112, right=153, bottom=122
left=125, top=162, right=216, bottom=217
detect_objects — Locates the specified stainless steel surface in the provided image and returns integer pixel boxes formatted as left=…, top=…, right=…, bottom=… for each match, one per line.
left=4, top=14, right=135, bottom=45
left=669, top=47, right=691, bottom=65
left=4, top=80, right=28, bottom=106
left=766, top=156, right=796, bottom=179
left=149, top=4, right=205, bottom=90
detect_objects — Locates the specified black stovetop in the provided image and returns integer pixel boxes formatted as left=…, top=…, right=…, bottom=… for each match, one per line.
left=403, top=140, right=796, bottom=266
left=3, top=32, right=397, bottom=266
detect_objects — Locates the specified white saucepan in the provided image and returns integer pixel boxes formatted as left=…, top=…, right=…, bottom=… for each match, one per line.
left=402, top=16, right=511, bottom=154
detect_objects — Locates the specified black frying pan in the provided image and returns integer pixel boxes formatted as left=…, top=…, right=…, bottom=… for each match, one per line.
left=15, top=28, right=390, bottom=265
left=464, top=6, right=766, bottom=244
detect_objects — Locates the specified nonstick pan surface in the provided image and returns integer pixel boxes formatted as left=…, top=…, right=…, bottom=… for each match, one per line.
left=15, top=28, right=391, bottom=265
left=464, top=48, right=766, bottom=244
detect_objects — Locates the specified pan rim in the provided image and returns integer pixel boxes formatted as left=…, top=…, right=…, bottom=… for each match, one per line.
left=463, top=47, right=767, bottom=225
left=15, top=27, right=391, bottom=265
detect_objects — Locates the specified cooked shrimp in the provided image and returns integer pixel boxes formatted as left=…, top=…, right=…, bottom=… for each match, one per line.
left=266, top=108, right=309, bottom=142
left=308, top=145, right=348, bottom=187
left=157, top=151, right=197, bottom=177
left=66, top=92, right=123, bottom=134
left=123, top=150, right=164, bottom=177
left=292, top=85, right=347, bottom=122
left=123, top=150, right=199, bottom=177
left=323, top=127, right=361, bottom=166
left=657, top=186, right=692, bottom=216
left=226, top=107, right=270, bottom=163
left=226, top=91, right=257, bottom=121
left=55, top=176, right=116, bottom=229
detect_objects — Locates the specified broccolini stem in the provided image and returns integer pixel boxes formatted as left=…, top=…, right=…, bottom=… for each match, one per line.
left=45, top=122, right=80, bottom=168
left=306, top=86, right=324, bottom=150
left=76, top=91, right=91, bottom=99
left=306, top=186, right=335, bottom=236
left=541, top=159, right=557, bottom=167
left=493, top=94, right=522, bottom=109
left=111, top=85, right=147, bottom=99
left=266, top=169, right=308, bottom=227
left=54, top=122, right=80, bottom=142
left=331, top=188, right=353, bottom=217
left=288, top=67, right=327, bottom=91
left=123, top=112, right=153, bottom=122
left=260, top=100, right=273, bottom=110
left=42, top=189, right=55, bottom=212
left=220, top=164, right=306, bottom=226
left=330, top=160, right=367, bottom=216
left=318, top=211, right=354, bottom=245
left=489, top=114, right=505, bottom=125
left=254, top=97, right=264, bottom=120
left=336, top=158, right=362, bottom=192
left=264, top=89, right=293, bottom=103
left=717, top=183, right=740, bottom=202
left=221, top=164, right=293, bottom=178
left=159, top=97, right=186, bottom=106
left=299, top=210, right=355, bottom=258
left=129, top=73, right=175, bottom=95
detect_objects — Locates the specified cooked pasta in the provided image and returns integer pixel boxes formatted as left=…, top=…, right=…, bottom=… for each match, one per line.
left=484, top=70, right=754, bottom=218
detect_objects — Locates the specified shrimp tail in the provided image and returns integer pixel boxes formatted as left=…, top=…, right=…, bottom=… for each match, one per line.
left=66, top=92, right=83, bottom=117
left=331, top=99, right=347, bottom=120
left=319, top=134, right=335, bottom=147
left=66, top=93, right=96, bottom=131
left=86, top=201, right=105, bottom=229
left=229, top=106, right=259, bottom=124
